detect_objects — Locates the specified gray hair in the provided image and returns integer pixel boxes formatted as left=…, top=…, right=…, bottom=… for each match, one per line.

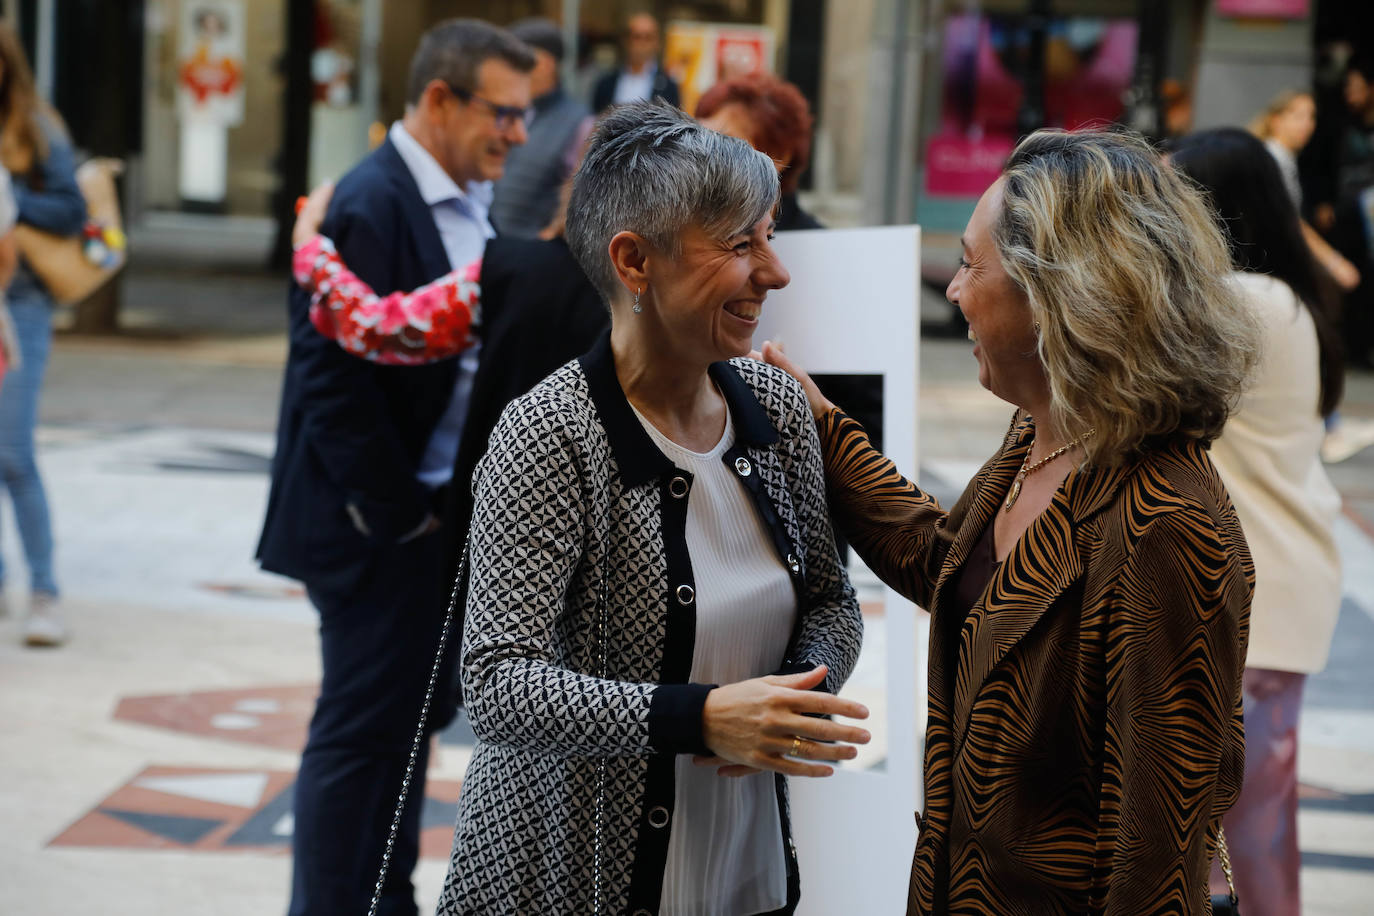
left=565, top=100, right=780, bottom=306
left=406, top=19, right=535, bottom=105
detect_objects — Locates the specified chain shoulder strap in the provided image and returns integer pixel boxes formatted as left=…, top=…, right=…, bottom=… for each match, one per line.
left=1203, top=826, right=1239, bottom=915
left=367, top=532, right=470, bottom=916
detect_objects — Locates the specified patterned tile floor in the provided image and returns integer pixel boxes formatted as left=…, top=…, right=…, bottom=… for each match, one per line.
left=51, top=764, right=464, bottom=860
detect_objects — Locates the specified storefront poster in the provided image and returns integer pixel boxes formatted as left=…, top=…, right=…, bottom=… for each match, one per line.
left=178, top=0, right=245, bottom=125
left=923, top=14, right=1137, bottom=198
left=666, top=22, right=774, bottom=115
left=1216, top=0, right=1309, bottom=18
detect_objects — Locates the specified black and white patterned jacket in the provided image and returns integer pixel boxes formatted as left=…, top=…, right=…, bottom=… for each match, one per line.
left=437, top=333, right=863, bottom=916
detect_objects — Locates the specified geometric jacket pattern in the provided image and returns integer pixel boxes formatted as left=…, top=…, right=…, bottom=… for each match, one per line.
left=436, top=339, right=863, bottom=916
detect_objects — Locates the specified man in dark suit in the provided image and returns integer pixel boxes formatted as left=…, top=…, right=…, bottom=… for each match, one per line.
left=439, top=237, right=609, bottom=603
left=257, top=19, right=533, bottom=916
left=591, top=12, right=681, bottom=113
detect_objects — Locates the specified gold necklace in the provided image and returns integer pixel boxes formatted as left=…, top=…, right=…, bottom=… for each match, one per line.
left=1004, top=429, right=1094, bottom=510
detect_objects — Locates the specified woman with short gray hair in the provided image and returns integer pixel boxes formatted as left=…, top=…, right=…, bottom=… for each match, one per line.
left=435, top=101, right=867, bottom=915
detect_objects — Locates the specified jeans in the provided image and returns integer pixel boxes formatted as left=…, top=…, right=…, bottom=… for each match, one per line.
left=0, top=296, right=56, bottom=596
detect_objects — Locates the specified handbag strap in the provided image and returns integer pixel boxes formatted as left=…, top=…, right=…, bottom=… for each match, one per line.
left=367, top=532, right=470, bottom=916
left=1217, top=826, right=1237, bottom=903
left=1204, top=825, right=1239, bottom=915
left=366, top=522, right=613, bottom=916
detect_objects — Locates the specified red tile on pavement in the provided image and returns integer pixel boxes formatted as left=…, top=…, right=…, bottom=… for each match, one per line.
left=113, top=684, right=318, bottom=752
left=51, top=765, right=463, bottom=859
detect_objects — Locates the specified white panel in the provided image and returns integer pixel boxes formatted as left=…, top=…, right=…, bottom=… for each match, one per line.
left=761, top=225, right=923, bottom=915
left=136, top=772, right=270, bottom=809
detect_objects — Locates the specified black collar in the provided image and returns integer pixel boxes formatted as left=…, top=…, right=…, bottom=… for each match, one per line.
left=579, top=331, right=781, bottom=487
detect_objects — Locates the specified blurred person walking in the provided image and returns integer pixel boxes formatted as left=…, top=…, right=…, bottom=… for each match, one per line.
left=1171, top=127, right=1346, bottom=916
left=0, top=26, right=83, bottom=648
left=489, top=18, right=592, bottom=239
left=766, top=129, right=1257, bottom=913
left=1251, top=90, right=1360, bottom=292
left=591, top=12, right=680, bottom=113
left=256, top=19, right=534, bottom=916
left=1251, top=89, right=1374, bottom=461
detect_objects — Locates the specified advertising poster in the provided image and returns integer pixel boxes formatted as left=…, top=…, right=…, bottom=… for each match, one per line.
left=665, top=22, right=775, bottom=115
left=177, top=0, right=246, bottom=126
left=923, top=14, right=1137, bottom=206
left=1216, top=0, right=1310, bottom=18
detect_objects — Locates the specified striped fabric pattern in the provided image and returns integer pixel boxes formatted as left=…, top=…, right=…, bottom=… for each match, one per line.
left=817, top=408, right=1253, bottom=915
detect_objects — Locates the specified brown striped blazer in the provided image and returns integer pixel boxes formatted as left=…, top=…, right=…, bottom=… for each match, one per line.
left=817, top=408, right=1252, bottom=915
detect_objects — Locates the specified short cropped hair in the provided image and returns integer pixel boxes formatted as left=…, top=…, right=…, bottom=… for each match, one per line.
left=995, top=129, right=1260, bottom=466
left=509, top=18, right=565, bottom=62
left=695, top=74, right=815, bottom=194
left=406, top=19, right=535, bottom=106
left=565, top=100, right=780, bottom=306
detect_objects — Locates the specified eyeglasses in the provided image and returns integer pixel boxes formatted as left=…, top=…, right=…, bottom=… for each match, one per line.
left=448, top=86, right=534, bottom=130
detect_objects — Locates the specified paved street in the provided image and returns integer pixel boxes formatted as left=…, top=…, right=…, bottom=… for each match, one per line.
left=1, top=274, right=1372, bottom=913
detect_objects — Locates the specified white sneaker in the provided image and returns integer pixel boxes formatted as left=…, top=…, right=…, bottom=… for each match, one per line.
left=23, top=593, right=67, bottom=647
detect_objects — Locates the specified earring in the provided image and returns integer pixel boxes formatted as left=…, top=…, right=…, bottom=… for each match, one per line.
left=633, top=288, right=643, bottom=314
left=1034, top=320, right=1041, bottom=335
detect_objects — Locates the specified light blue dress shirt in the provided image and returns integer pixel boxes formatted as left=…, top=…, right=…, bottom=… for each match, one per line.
left=388, top=121, right=494, bottom=489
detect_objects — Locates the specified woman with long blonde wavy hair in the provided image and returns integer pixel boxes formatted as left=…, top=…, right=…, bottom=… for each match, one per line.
left=0, top=24, right=84, bottom=647
left=765, top=128, right=1259, bottom=913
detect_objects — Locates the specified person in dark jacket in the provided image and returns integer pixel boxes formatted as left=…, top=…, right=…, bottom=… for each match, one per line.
left=591, top=12, right=680, bottom=113
left=257, top=19, right=534, bottom=916
left=490, top=18, right=593, bottom=238
left=0, top=25, right=84, bottom=648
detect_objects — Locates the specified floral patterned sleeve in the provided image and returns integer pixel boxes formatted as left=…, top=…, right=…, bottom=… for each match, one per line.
left=292, top=235, right=482, bottom=366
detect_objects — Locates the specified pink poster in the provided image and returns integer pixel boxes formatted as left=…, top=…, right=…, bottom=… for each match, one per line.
left=1216, top=0, right=1309, bottom=19
left=924, top=14, right=1138, bottom=198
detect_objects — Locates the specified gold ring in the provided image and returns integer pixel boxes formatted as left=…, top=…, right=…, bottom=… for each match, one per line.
left=790, top=736, right=803, bottom=758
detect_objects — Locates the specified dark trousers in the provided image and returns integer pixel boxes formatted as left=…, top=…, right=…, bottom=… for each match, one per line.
left=288, top=532, right=456, bottom=916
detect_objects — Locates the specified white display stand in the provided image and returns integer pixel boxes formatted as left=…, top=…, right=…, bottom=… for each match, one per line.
left=761, top=225, right=925, bottom=914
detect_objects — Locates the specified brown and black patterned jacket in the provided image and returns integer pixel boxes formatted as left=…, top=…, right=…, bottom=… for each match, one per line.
left=818, top=408, right=1252, bottom=915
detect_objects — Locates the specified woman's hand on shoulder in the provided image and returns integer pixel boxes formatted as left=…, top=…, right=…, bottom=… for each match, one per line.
left=753, top=341, right=836, bottom=421
left=698, top=665, right=869, bottom=778
left=293, top=181, right=334, bottom=249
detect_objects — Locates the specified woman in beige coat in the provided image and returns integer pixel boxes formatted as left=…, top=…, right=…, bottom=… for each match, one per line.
left=1171, top=127, right=1346, bottom=916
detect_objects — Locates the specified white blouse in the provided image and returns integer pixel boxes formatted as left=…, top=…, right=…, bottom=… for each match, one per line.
left=633, top=402, right=797, bottom=916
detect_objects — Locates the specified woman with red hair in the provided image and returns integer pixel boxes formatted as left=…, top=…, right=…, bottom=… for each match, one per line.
left=696, top=73, right=821, bottom=231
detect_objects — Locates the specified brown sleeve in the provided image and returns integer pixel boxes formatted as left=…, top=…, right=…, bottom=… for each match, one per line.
left=817, top=407, right=952, bottom=610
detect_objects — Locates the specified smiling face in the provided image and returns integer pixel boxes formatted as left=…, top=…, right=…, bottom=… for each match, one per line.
left=441, top=58, right=531, bottom=185
left=946, top=178, right=1045, bottom=407
left=645, top=217, right=790, bottom=364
